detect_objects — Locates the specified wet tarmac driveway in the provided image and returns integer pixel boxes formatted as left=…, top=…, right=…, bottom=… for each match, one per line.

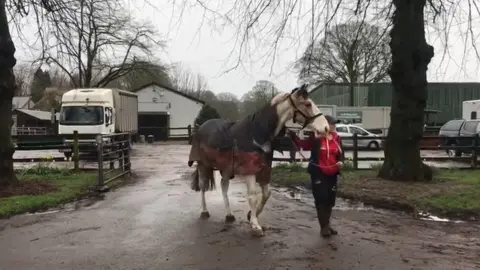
left=0, top=143, right=479, bottom=270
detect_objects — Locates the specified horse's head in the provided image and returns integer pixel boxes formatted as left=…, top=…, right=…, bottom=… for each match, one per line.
left=287, top=84, right=330, bottom=137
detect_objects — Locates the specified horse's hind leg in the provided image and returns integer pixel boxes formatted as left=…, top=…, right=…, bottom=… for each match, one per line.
left=198, top=164, right=215, bottom=219
left=220, top=171, right=235, bottom=223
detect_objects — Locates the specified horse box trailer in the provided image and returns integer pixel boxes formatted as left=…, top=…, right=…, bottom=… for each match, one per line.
left=58, top=88, right=138, bottom=157
left=462, top=99, right=480, bottom=120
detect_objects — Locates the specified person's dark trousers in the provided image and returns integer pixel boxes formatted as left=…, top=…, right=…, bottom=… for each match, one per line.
left=311, top=173, right=338, bottom=237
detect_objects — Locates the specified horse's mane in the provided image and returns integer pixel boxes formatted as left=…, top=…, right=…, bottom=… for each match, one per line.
left=270, top=92, right=289, bottom=105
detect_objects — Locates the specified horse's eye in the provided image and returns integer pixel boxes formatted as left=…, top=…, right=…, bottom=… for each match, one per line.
left=305, top=101, right=312, bottom=107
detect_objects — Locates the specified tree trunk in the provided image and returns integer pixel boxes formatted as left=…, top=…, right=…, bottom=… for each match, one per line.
left=378, top=0, right=434, bottom=182
left=0, top=0, right=19, bottom=186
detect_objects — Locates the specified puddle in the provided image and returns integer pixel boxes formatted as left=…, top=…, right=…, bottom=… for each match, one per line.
left=418, top=212, right=465, bottom=223
left=275, top=186, right=467, bottom=223
left=273, top=186, right=371, bottom=211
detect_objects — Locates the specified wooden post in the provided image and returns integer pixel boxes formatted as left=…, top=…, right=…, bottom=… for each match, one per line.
left=124, top=133, right=131, bottom=173
left=472, top=134, right=478, bottom=168
left=119, top=135, right=124, bottom=171
left=73, top=130, right=79, bottom=171
left=353, top=133, right=358, bottom=170
left=109, top=138, right=115, bottom=170
left=187, top=125, right=192, bottom=140
left=96, top=134, right=104, bottom=188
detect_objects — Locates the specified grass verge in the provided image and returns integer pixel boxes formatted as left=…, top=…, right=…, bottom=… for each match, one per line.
left=271, top=163, right=480, bottom=220
left=0, top=163, right=98, bottom=218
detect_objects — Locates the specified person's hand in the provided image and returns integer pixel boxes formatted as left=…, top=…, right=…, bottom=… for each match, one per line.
left=336, top=161, right=343, bottom=168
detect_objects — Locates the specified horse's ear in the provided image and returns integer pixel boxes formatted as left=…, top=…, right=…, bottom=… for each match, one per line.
left=290, top=87, right=299, bottom=94
left=293, top=84, right=309, bottom=99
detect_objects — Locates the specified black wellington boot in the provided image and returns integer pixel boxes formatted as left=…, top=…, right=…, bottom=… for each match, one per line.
left=316, top=205, right=332, bottom=238
left=326, top=206, right=338, bottom=235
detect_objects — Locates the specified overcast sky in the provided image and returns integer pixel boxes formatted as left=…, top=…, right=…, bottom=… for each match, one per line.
left=11, top=1, right=480, bottom=98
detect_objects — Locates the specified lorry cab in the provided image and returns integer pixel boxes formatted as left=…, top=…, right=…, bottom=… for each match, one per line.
left=59, top=89, right=116, bottom=141
left=58, top=88, right=138, bottom=157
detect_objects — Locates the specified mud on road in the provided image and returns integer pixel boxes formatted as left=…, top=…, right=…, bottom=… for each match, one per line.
left=1, top=143, right=479, bottom=270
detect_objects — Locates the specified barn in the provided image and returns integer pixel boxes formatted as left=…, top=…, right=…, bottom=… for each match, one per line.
left=131, top=82, right=205, bottom=140
left=12, top=109, right=56, bottom=135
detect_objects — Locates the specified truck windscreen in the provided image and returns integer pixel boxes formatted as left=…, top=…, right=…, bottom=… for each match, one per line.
left=60, top=106, right=104, bottom=125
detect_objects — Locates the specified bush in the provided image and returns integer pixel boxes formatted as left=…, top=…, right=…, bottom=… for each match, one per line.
left=194, top=104, right=221, bottom=127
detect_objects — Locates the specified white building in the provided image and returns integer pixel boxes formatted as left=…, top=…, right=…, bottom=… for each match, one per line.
left=132, top=82, right=205, bottom=140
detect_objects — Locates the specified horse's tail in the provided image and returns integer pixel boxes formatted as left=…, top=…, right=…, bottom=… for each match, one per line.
left=190, top=164, right=216, bottom=192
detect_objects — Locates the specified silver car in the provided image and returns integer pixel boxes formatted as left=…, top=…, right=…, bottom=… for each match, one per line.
left=335, top=124, right=383, bottom=150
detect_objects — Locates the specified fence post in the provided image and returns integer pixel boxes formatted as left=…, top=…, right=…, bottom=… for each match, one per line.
left=124, top=133, right=131, bottom=174
left=187, top=125, right=192, bottom=139
left=109, top=137, right=115, bottom=170
left=73, top=130, right=79, bottom=171
left=352, top=133, right=358, bottom=169
left=119, top=134, right=124, bottom=171
left=472, top=134, right=478, bottom=168
left=96, top=134, right=104, bottom=189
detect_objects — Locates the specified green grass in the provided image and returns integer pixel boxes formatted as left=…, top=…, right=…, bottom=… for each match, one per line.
left=271, top=163, right=480, bottom=219
left=0, top=164, right=97, bottom=218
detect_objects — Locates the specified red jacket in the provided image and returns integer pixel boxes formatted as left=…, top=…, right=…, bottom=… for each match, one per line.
left=292, top=132, right=345, bottom=176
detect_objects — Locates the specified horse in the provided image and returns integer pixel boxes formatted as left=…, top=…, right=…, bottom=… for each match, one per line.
left=187, top=84, right=330, bottom=236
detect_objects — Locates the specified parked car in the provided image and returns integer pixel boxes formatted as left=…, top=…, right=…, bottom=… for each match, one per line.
left=439, top=119, right=480, bottom=157
left=335, top=124, right=383, bottom=150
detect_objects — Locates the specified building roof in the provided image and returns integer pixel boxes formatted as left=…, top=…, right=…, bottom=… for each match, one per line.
left=309, top=82, right=480, bottom=95
left=12, top=96, right=32, bottom=109
left=14, top=109, right=54, bottom=121
left=131, top=82, right=205, bottom=105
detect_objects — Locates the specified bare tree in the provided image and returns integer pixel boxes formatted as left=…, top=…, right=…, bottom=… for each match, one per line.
left=40, top=0, right=164, bottom=88
left=169, top=63, right=209, bottom=95
left=13, top=63, right=33, bottom=96
left=107, top=60, right=172, bottom=90
left=0, top=0, right=22, bottom=185
left=297, top=21, right=391, bottom=105
left=241, top=80, right=279, bottom=116
left=212, top=92, right=241, bottom=120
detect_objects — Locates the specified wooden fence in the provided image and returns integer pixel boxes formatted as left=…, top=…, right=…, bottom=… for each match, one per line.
left=273, top=134, right=480, bottom=170
left=13, top=131, right=132, bottom=189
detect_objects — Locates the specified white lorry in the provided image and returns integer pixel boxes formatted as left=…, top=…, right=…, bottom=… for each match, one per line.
left=58, top=88, right=138, bottom=158
left=462, top=99, right=480, bottom=120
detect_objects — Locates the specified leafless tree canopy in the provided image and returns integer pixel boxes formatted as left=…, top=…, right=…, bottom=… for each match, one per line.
left=107, top=60, right=172, bottom=90
left=36, top=0, right=164, bottom=88
left=169, top=63, right=210, bottom=94
left=297, top=22, right=391, bottom=85
left=240, top=80, right=279, bottom=116
left=13, top=63, right=33, bottom=96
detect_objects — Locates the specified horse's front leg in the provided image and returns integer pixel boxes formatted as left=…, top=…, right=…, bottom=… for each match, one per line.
left=247, top=183, right=271, bottom=221
left=220, top=172, right=236, bottom=223
left=242, top=174, right=264, bottom=236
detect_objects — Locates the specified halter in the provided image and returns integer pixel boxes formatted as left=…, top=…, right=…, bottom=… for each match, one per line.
left=288, top=95, right=324, bottom=129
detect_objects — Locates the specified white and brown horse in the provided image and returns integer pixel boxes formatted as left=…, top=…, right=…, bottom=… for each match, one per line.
left=187, top=85, right=329, bottom=236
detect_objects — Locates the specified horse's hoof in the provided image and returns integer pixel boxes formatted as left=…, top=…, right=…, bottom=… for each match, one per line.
left=225, top=214, right=236, bottom=223
left=200, top=211, right=210, bottom=219
left=247, top=210, right=251, bottom=221
left=251, top=227, right=265, bottom=237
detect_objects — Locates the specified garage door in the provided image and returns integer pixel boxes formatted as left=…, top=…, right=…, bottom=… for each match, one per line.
left=138, top=113, right=169, bottom=141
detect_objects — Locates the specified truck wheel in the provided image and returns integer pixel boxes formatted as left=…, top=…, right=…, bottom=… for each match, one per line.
left=446, top=143, right=462, bottom=157
left=367, top=141, right=380, bottom=151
